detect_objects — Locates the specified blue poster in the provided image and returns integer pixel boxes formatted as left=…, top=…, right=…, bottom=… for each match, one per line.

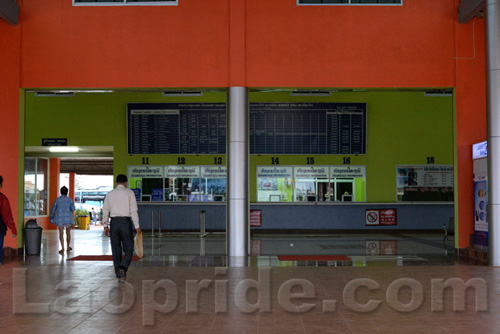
left=151, top=188, right=164, bottom=202
left=132, top=188, right=141, bottom=202
left=474, top=181, right=488, bottom=233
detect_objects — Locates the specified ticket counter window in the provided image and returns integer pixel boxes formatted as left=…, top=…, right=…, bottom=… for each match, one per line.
left=257, top=177, right=293, bottom=202
left=199, top=178, right=226, bottom=202
left=167, top=177, right=197, bottom=201
left=335, top=179, right=354, bottom=202
left=141, top=178, right=163, bottom=202
left=257, top=165, right=366, bottom=203
left=318, top=179, right=332, bottom=201
left=295, top=178, right=324, bottom=202
left=128, top=165, right=226, bottom=203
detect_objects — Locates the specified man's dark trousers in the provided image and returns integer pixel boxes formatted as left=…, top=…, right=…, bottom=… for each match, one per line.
left=110, top=217, right=134, bottom=278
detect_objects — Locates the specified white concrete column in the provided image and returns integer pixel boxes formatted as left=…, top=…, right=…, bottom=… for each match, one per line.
left=486, top=0, right=500, bottom=265
left=227, top=87, right=249, bottom=257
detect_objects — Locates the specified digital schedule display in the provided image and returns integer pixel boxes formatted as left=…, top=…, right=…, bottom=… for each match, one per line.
left=249, top=103, right=367, bottom=155
left=127, top=103, right=226, bottom=154
left=127, top=102, right=367, bottom=155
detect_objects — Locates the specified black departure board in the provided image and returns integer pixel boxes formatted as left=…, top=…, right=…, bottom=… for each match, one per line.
left=127, top=103, right=226, bottom=154
left=249, top=103, right=366, bottom=154
left=128, top=102, right=366, bottom=155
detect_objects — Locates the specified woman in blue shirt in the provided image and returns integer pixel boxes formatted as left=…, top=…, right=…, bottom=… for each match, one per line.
left=50, top=186, right=75, bottom=254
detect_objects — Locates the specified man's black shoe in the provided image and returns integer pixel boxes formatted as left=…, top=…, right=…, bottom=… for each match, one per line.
left=118, top=268, right=126, bottom=282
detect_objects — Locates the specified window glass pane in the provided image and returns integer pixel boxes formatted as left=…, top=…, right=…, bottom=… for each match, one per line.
left=199, top=178, right=226, bottom=202
left=141, top=178, right=164, bottom=202
left=295, top=178, right=317, bottom=202
left=36, top=158, right=48, bottom=216
left=75, top=0, right=123, bottom=3
left=257, top=177, right=293, bottom=202
left=396, top=166, right=453, bottom=202
left=351, top=0, right=401, bottom=3
left=128, top=0, right=176, bottom=2
left=336, top=179, right=354, bottom=202
left=167, top=177, right=197, bottom=202
left=24, top=158, right=36, bottom=217
left=75, top=0, right=177, bottom=3
left=317, top=179, right=331, bottom=201
left=300, top=0, right=348, bottom=3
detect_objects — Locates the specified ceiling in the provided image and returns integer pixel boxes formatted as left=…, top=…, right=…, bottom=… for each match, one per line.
left=25, top=146, right=114, bottom=175
left=60, top=158, right=113, bottom=175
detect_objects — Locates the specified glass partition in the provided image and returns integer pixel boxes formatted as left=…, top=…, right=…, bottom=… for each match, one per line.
left=256, top=167, right=293, bottom=202
left=166, top=166, right=200, bottom=202
left=24, top=157, right=49, bottom=217
left=294, top=167, right=329, bottom=202
left=200, top=166, right=227, bottom=202
left=396, top=165, right=453, bottom=202
left=257, top=165, right=366, bottom=202
left=128, top=165, right=226, bottom=202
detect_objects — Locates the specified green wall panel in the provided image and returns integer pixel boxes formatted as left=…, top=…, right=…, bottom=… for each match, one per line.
left=25, top=90, right=453, bottom=203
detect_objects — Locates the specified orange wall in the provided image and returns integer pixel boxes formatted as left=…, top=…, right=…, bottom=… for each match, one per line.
left=454, top=13, right=487, bottom=247
left=246, top=0, right=457, bottom=88
left=19, top=0, right=458, bottom=89
left=20, top=0, right=230, bottom=88
left=0, top=19, right=20, bottom=249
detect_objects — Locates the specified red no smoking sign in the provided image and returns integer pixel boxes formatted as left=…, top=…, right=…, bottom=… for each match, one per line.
left=365, top=209, right=397, bottom=226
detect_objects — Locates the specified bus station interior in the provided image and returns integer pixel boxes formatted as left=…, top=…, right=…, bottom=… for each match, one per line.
left=1, top=1, right=500, bottom=332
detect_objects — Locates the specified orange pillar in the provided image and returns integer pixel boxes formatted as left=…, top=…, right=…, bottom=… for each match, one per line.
left=454, top=13, right=487, bottom=249
left=0, top=20, right=21, bottom=249
left=69, top=172, right=76, bottom=203
left=49, top=158, right=61, bottom=208
left=34, top=158, right=61, bottom=231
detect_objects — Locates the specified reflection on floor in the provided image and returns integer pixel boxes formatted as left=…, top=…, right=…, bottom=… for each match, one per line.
left=7, top=230, right=457, bottom=268
left=1, top=230, right=498, bottom=334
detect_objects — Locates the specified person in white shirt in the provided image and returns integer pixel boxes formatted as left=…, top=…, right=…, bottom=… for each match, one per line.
left=91, top=207, right=98, bottom=225
left=102, top=174, right=141, bottom=281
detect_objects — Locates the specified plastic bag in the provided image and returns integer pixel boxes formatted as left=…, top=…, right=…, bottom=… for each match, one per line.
left=134, top=231, right=144, bottom=258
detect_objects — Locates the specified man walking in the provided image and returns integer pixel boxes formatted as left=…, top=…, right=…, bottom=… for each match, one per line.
left=102, top=174, right=141, bottom=281
left=91, top=207, right=97, bottom=225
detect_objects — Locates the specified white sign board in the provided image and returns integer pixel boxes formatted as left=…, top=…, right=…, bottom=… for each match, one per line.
left=128, top=165, right=164, bottom=178
left=201, top=166, right=227, bottom=178
left=257, top=166, right=293, bottom=178
left=165, top=166, right=200, bottom=178
left=330, top=166, right=366, bottom=178
left=473, top=141, right=487, bottom=160
left=294, top=166, right=329, bottom=178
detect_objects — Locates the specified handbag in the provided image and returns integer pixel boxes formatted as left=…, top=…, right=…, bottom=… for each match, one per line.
left=134, top=231, right=144, bottom=258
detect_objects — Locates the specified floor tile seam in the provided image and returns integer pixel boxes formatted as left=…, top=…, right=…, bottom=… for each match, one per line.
left=336, top=308, right=355, bottom=334
left=158, top=298, right=188, bottom=333
left=62, top=306, right=105, bottom=334
left=206, top=310, right=219, bottom=334
left=110, top=307, right=142, bottom=334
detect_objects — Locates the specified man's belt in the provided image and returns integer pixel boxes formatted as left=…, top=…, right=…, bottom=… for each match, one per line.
left=110, top=216, right=131, bottom=222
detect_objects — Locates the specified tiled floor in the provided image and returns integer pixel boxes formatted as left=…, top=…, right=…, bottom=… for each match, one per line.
left=0, top=230, right=497, bottom=333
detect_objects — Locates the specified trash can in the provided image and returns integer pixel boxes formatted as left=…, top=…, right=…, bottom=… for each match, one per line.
left=24, top=219, right=43, bottom=255
left=77, top=215, right=90, bottom=230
